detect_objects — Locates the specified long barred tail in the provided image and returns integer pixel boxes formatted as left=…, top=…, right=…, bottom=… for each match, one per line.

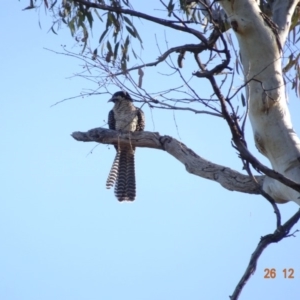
left=114, top=149, right=136, bottom=201
left=106, top=151, right=120, bottom=189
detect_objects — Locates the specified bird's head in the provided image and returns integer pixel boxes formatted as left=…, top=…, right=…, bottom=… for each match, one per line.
left=108, top=91, right=133, bottom=103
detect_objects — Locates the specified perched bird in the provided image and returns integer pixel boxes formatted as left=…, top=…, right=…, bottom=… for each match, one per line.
left=106, top=91, right=145, bottom=201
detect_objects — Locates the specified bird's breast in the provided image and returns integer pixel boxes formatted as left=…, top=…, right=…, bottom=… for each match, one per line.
left=114, top=110, right=138, bottom=132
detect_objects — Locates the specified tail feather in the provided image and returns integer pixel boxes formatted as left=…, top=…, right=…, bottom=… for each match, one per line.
left=114, top=148, right=136, bottom=201
left=125, top=152, right=136, bottom=200
left=106, top=151, right=120, bottom=189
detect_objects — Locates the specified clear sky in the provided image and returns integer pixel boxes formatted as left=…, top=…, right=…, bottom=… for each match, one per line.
left=1, top=2, right=300, bottom=300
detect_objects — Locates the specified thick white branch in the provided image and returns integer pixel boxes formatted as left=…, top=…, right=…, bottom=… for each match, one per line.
left=220, top=0, right=300, bottom=205
left=272, top=0, right=299, bottom=46
left=72, top=128, right=264, bottom=196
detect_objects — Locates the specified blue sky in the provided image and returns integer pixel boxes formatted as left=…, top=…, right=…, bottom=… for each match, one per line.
left=1, top=2, right=300, bottom=300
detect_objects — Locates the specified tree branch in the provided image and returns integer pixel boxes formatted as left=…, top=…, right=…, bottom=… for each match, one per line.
left=74, top=0, right=208, bottom=43
left=111, top=43, right=210, bottom=76
left=112, top=35, right=221, bottom=76
left=72, top=127, right=300, bottom=198
left=272, top=0, right=299, bottom=46
left=71, top=127, right=264, bottom=195
left=230, top=208, right=300, bottom=300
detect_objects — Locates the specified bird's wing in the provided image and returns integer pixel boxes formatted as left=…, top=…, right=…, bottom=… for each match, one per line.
left=108, top=109, right=116, bottom=130
left=136, top=108, right=145, bottom=131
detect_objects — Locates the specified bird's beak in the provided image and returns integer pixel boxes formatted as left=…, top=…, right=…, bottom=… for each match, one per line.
left=108, top=98, right=113, bottom=102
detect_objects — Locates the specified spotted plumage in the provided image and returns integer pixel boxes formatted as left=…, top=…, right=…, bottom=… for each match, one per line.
left=106, top=91, right=145, bottom=201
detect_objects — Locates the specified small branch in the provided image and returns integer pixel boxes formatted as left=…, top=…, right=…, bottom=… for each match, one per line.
left=243, top=159, right=281, bottom=228
left=259, top=188, right=281, bottom=228
left=148, top=104, right=223, bottom=117
left=111, top=43, right=208, bottom=76
left=230, top=208, right=300, bottom=300
left=144, top=96, right=222, bottom=117
left=193, top=31, right=231, bottom=77
left=111, top=29, right=222, bottom=76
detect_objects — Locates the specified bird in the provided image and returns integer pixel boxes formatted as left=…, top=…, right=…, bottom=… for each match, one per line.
left=106, top=91, right=145, bottom=201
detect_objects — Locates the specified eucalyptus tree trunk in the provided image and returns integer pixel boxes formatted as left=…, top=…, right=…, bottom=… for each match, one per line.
left=220, top=0, right=300, bottom=204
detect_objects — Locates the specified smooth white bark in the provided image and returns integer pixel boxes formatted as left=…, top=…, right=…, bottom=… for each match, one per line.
left=272, top=0, right=299, bottom=46
left=220, top=0, right=300, bottom=204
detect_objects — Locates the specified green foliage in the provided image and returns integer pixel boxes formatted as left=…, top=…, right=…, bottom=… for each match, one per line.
left=21, top=0, right=300, bottom=94
left=38, top=0, right=143, bottom=70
